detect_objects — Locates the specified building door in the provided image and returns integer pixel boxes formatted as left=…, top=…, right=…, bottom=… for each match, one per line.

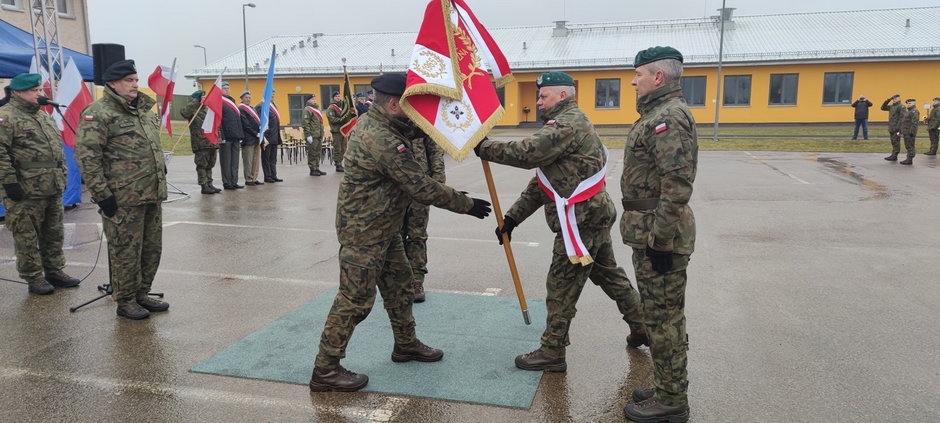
left=519, top=81, right=537, bottom=124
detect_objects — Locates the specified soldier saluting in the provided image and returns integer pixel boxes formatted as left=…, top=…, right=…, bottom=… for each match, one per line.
left=0, top=73, right=81, bottom=295
left=881, top=94, right=903, bottom=161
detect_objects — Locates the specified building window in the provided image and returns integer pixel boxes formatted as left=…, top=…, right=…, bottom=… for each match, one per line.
left=1, top=0, right=23, bottom=10
left=56, top=0, right=72, bottom=17
left=594, top=78, right=620, bottom=109
left=680, top=76, right=706, bottom=107
left=823, top=72, right=853, bottom=104
left=769, top=73, right=798, bottom=106
left=320, top=84, right=339, bottom=105
left=353, top=84, right=371, bottom=95
left=288, top=94, right=306, bottom=126
left=723, top=75, right=751, bottom=106
left=495, top=85, right=505, bottom=107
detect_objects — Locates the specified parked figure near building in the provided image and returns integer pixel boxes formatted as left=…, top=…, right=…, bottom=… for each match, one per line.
left=851, top=95, right=872, bottom=140
left=238, top=91, right=264, bottom=185
left=882, top=94, right=903, bottom=161
left=899, top=98, right=919, bottom=165
left=302, top=94, right=326, bottom=176
left=0, top=73, right=81, bottom=295
left=219, top=82, right=244, bottom=190
left=925, top=97, right=940, bottom=156
left=180, top=90, right=220, bottom=195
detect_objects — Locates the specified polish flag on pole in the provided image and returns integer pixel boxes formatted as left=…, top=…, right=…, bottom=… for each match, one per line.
left=148, top=58, right=178, bottom=136
left=401, top=0, right=514, bottom=161
left=52, top=58, right=94, bottom=147
left=201, top=72, right=225, bottom=144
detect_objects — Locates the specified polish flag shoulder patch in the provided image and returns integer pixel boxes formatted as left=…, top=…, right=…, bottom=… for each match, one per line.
left=396, top=144, right=407, bottom=153
left=0, top=118, right=4, bottom=123
left=84, top=115, right=94, bottom=121
left=654, top=122, right=668, bottom=134
left=546, top=120, right=556, bottom=126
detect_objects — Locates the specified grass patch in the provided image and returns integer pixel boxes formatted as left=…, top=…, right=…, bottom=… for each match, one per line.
left=599, top=136, right=890, bottom=152
left=594, top=125, right=885, bottom=137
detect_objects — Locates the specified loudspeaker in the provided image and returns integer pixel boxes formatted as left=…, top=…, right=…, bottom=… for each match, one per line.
left=92, top=43, right=125, bottom=85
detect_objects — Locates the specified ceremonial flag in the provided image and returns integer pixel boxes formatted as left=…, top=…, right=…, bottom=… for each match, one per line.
left=338, top=67, right=358, bottom=136
left=148, top=58, right=178, bottom=136
left=53, top=58, right=93, bottom=147
left=201, top=72, right=224, bottom=144
left=401, top=0, right=514, bottom=161
left=257, top=45, right=276, bottom=141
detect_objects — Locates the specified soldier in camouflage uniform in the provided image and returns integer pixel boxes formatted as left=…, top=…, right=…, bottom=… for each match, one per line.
left=475, top=71, right=647, bottom=374
left=302, top=94, right=326, bottom=176
left=180, top=91, right=220, bottom=194
left=326, top=92, right=350, bottom=172
left=620, top=47, right=697, bottom=423
left=75, top=60, right=169, bottom=320
left=402, top=132, right=445, bottom=303
left=0, top=73, right=81, bottom=295
left=881, top=94, right=903, bottom=161
left=926, top=97, right=940, bottom=156
left=310, top=73, right=491, bottom=393
left=898, top=99, right=919, bottom=165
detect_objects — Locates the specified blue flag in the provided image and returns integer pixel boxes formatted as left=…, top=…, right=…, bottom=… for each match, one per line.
left=257, top=44, right=276, bottom=140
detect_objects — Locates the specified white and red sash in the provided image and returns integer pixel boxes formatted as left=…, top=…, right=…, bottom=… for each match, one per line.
left=536, top=148, right=610, bottom=266
left=222, top=96, right=241, bottom=115
left=305, top=105, right=323, bottom=120
left=269, top=104, right=281, bottom=121
left=239, top=103, right=260, bottom=122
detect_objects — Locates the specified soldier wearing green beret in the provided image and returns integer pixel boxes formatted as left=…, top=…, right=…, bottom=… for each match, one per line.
left=475, top=71, right=647, bottom=373
left=621, top=46, right=697, bottom=423
left=0, top=73, right=81, bottom=295
left=926, top=97, right=940, bottom=156
left=180, top=90, right=221, bottom=194
left=75, top=59, right=169, bottom=320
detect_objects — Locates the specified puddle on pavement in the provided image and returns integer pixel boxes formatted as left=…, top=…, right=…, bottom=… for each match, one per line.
left=815, top=157, right=888, bottom=200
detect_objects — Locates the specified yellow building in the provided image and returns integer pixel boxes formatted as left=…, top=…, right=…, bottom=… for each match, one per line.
left=188, top=7, right=940, bottom=127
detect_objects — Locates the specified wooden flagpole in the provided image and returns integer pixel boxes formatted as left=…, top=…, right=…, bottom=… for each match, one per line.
left=481, top=159, right=530, bottom=325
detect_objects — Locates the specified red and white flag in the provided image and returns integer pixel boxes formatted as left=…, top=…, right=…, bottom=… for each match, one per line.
left=53, top=58, right=94, bottom=147
left=200, top=73, right=224, bottom=144
left=401, top=0, right=514, bottom=161
left=148, top=59, right=178, bottom=136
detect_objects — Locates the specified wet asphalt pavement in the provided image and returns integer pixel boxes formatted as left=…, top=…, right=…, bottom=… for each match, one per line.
left=1, top=145, right=938, bottom=422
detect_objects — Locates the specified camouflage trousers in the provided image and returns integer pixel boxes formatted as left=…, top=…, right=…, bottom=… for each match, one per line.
left=402, top=202, right=430, bottom=285
left=631, top=248, right=691, bottom=407
left=903, top=133, right=916, bottom=159
left=331, top=132, right=346, bottom=167
left=540, top=228, right=644, bottom=358
left=102, top=203, right=162, bottom=304
left=3, top=196, right=65, bottom=280
left=889, top=127, right=901, bottom=155
left=306, top=137, right=322, bottom=171
left=193, top=148, right=217, bottom=186
left=928, top=128, right=939, bottom=154
left=315, top=235, right=417, bottom=368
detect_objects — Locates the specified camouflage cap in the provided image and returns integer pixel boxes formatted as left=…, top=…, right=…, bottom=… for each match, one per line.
left=191, top=90, right=205, bottom=98
left=9, top=73, right=41, bottom=91
left=536, top=71, right=574, bottom=88
left=634, top=46, right=684, bottom=68
left=102, top=59, right=136, bottom=81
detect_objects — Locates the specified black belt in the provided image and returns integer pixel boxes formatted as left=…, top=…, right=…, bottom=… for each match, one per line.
left=17, top=160, right=63, bottom=169
left=622, top=198, right=659, bottom=210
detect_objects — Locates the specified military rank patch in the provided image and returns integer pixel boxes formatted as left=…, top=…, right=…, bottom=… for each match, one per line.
left=546, top=120, right=556, bottom=126
left=654, top=122, right=668, bottom=134
left=396, top=144, right=407, bottom=153
left=84, top=115, right=94, bottom=121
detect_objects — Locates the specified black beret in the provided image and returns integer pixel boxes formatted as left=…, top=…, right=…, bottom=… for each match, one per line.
left=103, top=59, right=137, bottom=81
left=934, top=97, right=940, bottom=101
left=331, top=91, right=340, bottom=97
left=371, top=73, right=407, bottom=97
left=303, top=94, right=314, bottom=102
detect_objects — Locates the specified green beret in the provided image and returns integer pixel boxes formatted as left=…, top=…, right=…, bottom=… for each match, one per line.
left=536, top=72, right=574, bottom=88
left=634, top=46, right=684, bottom=68
left=191, top=90, right=205, bottom=99
left=905, top=98, right=916, bottom=103
left=9, top=73, right=41, bottom=91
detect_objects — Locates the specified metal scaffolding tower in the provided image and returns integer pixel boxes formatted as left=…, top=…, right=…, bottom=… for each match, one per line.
left=28, top=0, right=65, bottom=96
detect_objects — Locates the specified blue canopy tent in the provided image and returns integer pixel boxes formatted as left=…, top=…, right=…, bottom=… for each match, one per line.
left=1, top=18, right=92, bottom=216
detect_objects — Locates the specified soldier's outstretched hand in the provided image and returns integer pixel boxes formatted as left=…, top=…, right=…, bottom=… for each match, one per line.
left=465, top=198, right=491, bottom=219
left=495, top=216, right=517, bottom=245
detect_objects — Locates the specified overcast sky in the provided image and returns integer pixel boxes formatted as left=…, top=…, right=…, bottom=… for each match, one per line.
left=86, top=0, right=937, bottom=93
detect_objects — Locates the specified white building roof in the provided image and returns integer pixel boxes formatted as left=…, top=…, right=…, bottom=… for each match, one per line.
left=187, top=7, right=940, bottom=79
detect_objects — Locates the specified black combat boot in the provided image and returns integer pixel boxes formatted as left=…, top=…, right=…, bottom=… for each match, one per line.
left=884, top=154, right=898, bottom=161
left=624, top=398, right=690, bottom=423
left=137, top=296, right=170, bottom=312
left=900, top=157, right=913, bottom=165
left=627, top=324, right=649, bottom=348
left=413, top=276, right=426, bottom=303
left=392, top=340, right=443, bottom=362
left=201, top=185, right=216, bottom=194
left=27, top=276, right=54, bottom=295
left=209, top=184, right=222, bottom=193
left=514, top=348, right=567, bottom=372
left=45, top=270, right=80, bottom=288
left=335, top=165, right=345, bottom=172
left=309, top=365, right=369, bottom=392
left=632, top=387, right=655, bottom=402
left=116, top=302, right=150, bottom=320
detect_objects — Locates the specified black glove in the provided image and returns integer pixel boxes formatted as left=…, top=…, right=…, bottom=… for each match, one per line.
left=495, top=216, right=517, bottom=245
left=473, top=137, right=489, bottom=157
left=465, top=198, right=491, bottom=219
left=2, top=183, right=24, bottom=202
left=97, top=196, right=118, bottom=217
left=645, top=245, right=674, bottom=275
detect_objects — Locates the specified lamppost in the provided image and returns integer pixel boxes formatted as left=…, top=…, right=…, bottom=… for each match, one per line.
left=193, top=44, right=207, bottom=66
left=242, top=3, right=256, bottom=91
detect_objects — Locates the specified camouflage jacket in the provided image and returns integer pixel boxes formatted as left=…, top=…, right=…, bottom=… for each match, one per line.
left=0, top=95, right=67, bottom=198
left=326, top=100, right=350, bottom=133
left=180, top=97, right=217, bottom=151
left=928, top=105, right=940, bottom=129
left=881, top=99, right=903, bottom=130
left=302, top=103, right=324, bottom=139
left=412, top=134, right=446, bottom=183
left=900, top=106, right=919, bottom=135
left=477, top=98, right=615, bottom=232
left=335, top=103, right=473, bottom=246
left=621, top=82, right=698, bottom=254
left=75, top=87, right=167, bottom=205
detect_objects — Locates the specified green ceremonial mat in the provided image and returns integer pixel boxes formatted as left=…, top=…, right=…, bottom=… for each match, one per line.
left=190, top=288, right=547, bottom=408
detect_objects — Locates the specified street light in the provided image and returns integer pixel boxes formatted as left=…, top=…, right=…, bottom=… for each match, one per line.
left=242, top=3, right=256, bottom=91
left=193, top=44, right=207, bottom=66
